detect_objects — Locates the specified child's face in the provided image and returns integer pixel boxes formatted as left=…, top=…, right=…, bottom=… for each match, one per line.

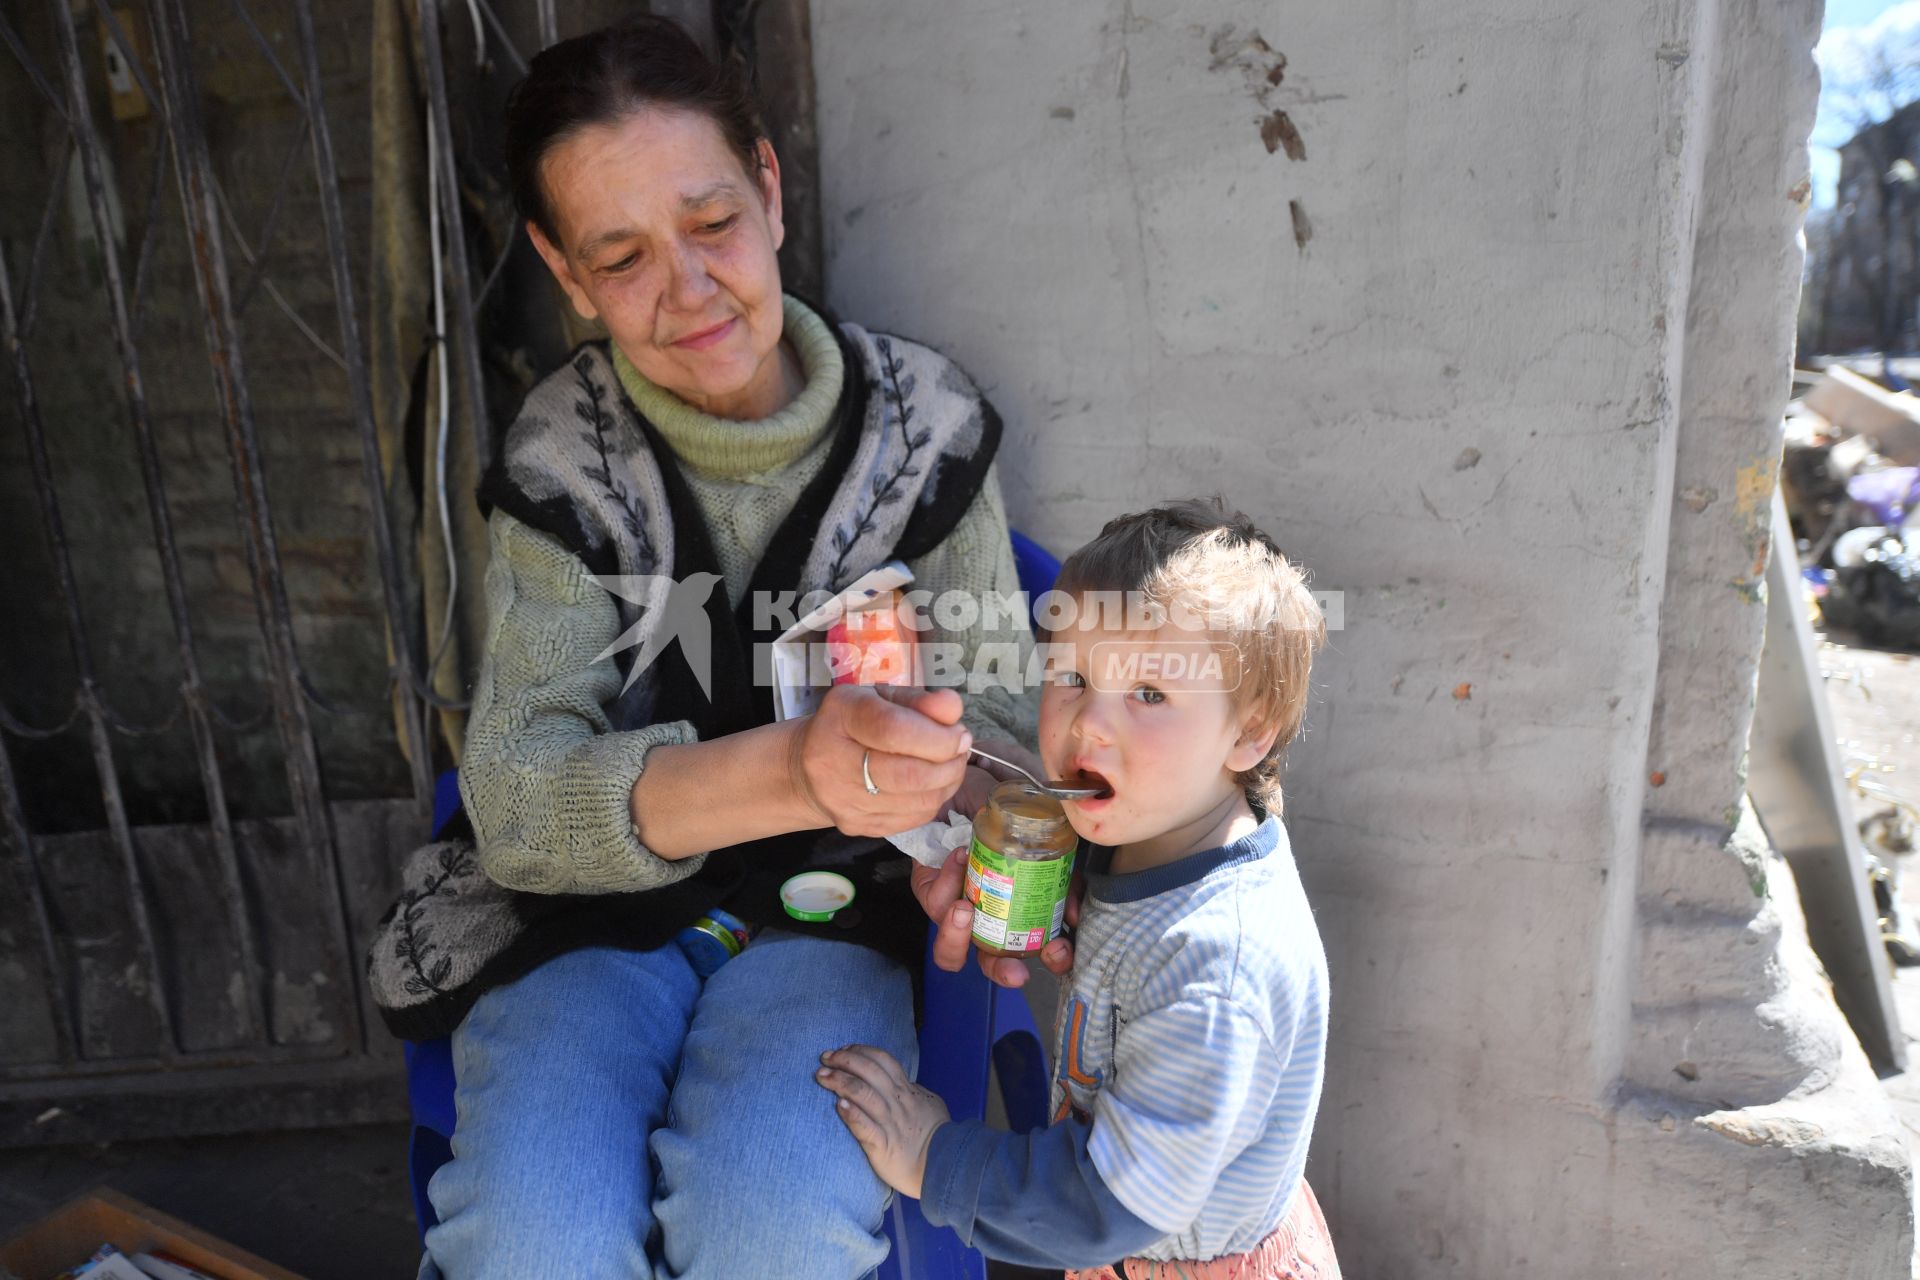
left=1038, top=608, right=1271, bottom=852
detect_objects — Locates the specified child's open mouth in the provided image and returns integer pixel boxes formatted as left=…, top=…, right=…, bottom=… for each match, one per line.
left=1063, top=768, right=1113, bottom=804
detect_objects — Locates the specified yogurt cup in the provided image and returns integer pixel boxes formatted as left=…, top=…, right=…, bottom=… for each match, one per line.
left=780, top=871, right=856, bottom=922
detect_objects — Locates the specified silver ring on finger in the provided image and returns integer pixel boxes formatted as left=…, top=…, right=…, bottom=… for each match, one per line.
left=862, top=748, right=880, bottom=796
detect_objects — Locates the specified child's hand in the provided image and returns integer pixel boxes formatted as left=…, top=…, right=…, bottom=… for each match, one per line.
left=944, top=737, right=1037, bottom=822
left=816, top=1045, right=950, bottom=1199
left=945, top=764, right=999, bottom=824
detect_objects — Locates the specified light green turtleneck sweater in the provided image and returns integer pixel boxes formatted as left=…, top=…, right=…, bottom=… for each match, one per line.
left=458, top=297, right=1038, bottom=896
left=611, top=296, right=849, bottom=609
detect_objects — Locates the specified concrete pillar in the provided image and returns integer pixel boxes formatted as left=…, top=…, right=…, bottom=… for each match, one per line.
left=813, top=0, right=1912, bottom=1273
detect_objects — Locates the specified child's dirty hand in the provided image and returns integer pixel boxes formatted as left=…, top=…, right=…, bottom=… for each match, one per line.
left=817, top=1044, right=949, bottom=1199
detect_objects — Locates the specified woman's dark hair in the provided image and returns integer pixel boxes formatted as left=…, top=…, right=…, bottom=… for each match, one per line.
left=504, top=15, right=765, bottom=245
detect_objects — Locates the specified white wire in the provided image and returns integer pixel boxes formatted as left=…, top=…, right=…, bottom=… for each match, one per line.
left=426, top=119, right=459, bottom=684
left=463, top=0, right=486, bottom=68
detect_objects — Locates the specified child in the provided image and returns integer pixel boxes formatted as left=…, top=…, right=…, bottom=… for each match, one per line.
left=817, top=499, right=1340, bottom=1278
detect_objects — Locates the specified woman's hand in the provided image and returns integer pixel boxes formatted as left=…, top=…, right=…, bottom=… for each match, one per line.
left=816, top=1044, right=949, bottom=1199
left=789, top=684, right=973, bottom=838
left=910, top=845, right=1079, bottom=990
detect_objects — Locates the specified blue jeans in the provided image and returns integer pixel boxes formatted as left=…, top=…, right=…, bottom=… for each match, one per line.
left=418, top=931, right=917, bottom=1279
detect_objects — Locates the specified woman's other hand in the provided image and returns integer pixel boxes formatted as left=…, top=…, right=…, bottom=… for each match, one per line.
left=910, top=845, right=1078, bottom=991
left=790, top=684, right=972, bottom=837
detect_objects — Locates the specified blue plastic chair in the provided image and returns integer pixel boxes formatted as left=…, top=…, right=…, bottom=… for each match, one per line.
left=405, top=532, right=1062, bottom=1278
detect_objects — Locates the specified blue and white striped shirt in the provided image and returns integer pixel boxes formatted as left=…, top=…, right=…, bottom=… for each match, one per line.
left=921, top=816, right=1330, bottom=1266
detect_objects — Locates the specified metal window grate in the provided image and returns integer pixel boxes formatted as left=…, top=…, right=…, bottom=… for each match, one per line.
left=0, top=0, right=490, bottom=1143
left=0, top=0, right=819, bottom=1147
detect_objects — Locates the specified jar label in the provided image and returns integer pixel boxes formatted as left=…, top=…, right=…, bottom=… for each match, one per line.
left=965, top=836, right=1076, bottom=954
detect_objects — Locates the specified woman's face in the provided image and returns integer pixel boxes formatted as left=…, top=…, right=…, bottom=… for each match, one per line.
left=528, top=107, right=788, bottom=418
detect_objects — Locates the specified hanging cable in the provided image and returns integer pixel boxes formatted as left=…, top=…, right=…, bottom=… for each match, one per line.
left=425, top=120, right=460, bottom=689
left=462, top=0, right=485, bottom=67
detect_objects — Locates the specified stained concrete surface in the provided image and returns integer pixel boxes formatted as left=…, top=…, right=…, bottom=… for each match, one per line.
left=807, top=0, right=1912, bottom=1270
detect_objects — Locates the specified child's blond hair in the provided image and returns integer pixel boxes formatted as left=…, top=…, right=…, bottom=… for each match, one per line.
left=1053, top=498, right=1325, bottom=813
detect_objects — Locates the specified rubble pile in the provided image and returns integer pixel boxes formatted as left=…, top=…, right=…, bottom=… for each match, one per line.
left=1783, top=365, right=1920, bottom=649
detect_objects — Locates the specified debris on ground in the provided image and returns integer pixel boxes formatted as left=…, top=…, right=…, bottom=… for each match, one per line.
left=0, top=1188, right=306, bottom=1280
left=1785, top=369, right=1920, bottom=648
left=1802, top=364, right=1920, bottom=466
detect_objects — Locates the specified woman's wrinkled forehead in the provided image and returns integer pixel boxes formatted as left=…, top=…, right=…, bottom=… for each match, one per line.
left=539, top=107, right=757, bottom=252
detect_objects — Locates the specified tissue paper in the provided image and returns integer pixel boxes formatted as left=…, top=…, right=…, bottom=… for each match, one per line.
left=887, top=810, right=974, bottom=869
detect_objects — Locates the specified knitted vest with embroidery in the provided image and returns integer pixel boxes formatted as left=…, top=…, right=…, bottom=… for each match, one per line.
left=366, top=316, right=1001, bottom=1040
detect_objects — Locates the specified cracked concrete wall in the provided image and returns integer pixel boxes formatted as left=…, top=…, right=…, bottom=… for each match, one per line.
left=814, top=0, right=1911, bottom=1274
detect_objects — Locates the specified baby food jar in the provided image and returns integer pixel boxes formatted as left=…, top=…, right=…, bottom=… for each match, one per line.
left=965, top=781, right=1077, bottom=958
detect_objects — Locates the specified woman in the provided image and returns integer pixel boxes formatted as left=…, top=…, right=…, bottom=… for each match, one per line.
left=371, top=16, right=1058, bottom=1279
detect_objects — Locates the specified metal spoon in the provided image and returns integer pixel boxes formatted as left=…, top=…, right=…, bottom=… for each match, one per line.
left=969, top=746, right=1111, bottom=800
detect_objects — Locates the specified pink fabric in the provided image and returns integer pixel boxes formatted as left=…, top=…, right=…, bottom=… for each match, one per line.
left=1063, top=1180, right=1341, bottom=1280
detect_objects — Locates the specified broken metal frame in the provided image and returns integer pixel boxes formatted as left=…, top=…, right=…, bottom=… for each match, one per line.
left=1750, top=491, right=1905, bottom=1072
left=0, top=0, right=492, bottom=1084
left=0, top=0, right=822, bottom=1140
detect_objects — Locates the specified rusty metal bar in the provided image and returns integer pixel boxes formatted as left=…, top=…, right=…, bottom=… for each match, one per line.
left=100, top=6, right=341, bottom=375
left=125, top=129, right=171, bottom=338
left=0, top=9, right=67, bottom=126
left=231, top=116, right=312, bottom=318
left=97, top=700, right=186, bottom=738
left=222, top=0, right=308, bottom=112
left=0, top=79, right=176, bottom=1060
left=142, top=0, right=365, bottom=1053
left=207, top=697, right=273, bottom=734
left=288, top=0, right=435, bottom=825
left=0, top=248, right=77, bottom=1067
left=16, top=140, right=70, bottom=341
left=207, top=174, right=348, bottom=371
left=0, top=718, right=75, bottom=1067
left=420, top=0, right=494, bottom=468
left=95, top=4, right=174, bottom=342
left=44, top=0, right=274, bottom=1050
left=0, top=697, right=83, bottom=740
